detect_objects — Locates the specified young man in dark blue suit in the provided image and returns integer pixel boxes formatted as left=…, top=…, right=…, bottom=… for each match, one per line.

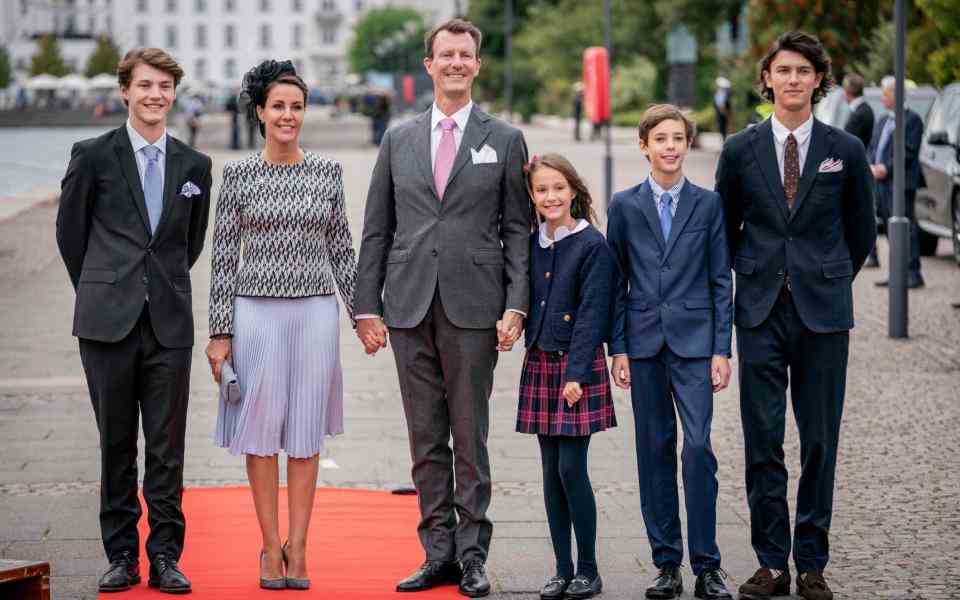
left=608, top=105, right=733, bottom=600
left=715, top=32, right=875, bottom=600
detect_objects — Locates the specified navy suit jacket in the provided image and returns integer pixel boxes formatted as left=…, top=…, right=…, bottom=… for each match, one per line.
left=867, top=109, right=924, bottom=209
left=716, top=117, right=876, bottom=332
left=608, top=180, right=732, bottom=359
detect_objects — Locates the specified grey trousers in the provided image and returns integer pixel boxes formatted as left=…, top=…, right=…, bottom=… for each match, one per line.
left=389, top=291, right=499, bottom=563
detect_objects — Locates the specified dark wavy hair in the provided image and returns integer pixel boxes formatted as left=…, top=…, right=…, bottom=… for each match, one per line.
left=524, top=153, right=597, bottom=229
left=238, top=59, right=308, bottom=138
left=758, top=31, right=834, bottom=105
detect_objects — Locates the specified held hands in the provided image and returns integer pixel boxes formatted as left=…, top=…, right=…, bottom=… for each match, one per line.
left=562, top=381, right=583, bottom=407
left=611, top=355, right=631, bottom=389
left=496, top=311, right=523, bottom=352
left=205, top=337, right=232, bottom=384
left=870, top=163, right=888, bottom=180
left=356, top=318, right=388, bottom=355
left=711, top=355, right=732, bottom=392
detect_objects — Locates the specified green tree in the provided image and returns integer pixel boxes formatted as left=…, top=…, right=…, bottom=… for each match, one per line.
left=85, top=35, right=120, bottom=78
left=30, top=34, right=69, bottom=76
left=0, top=46, right=11, bottom=89
left=917, top=0, right=960, bottom=85
left=348, top=7, right=427, bottom=76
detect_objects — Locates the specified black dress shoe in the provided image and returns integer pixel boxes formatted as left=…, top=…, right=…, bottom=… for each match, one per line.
left=646, top=564, right=682, bottom=599
left=565, top=573, right=602, bottom=599
left=148, top=554, right=191, bottom=594
left=539, top=574, right=570, bottom=599
left=396, top=560, right=462, bottom=592
left=459, top=559, right=491, bottom=597
left=694, top=568, right=732, bottom=599
left=99, top=551, right=140, bottom=592
left=875, top=275, right=925, bottom=289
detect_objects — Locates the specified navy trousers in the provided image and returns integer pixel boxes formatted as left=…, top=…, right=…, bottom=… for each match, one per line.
left=629, top=347, right=721, bottom=574
left=737, top=289, right=848, bottom=573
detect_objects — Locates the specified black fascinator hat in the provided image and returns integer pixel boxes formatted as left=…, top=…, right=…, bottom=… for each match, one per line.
left=238, top=59, right=308, bottom=138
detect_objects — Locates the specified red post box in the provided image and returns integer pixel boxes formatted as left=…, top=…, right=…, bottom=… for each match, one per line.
left=402, top=75, right=415, bottom=106
left=582, top=47, right=610, bottom=125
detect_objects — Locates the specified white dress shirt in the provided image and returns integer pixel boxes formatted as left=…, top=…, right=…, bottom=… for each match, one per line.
left=647, top=175, right=686, bottom=218
left=770, top=113, right=814, bottom=182
left=126, top=119, right=167, bottom=189
left=848, top=96, right=865, bottom=112
left=430, top=101, right=473, bottom=169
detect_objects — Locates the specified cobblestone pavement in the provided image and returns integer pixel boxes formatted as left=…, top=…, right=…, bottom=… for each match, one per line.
left=0, top=117, right=958, bottom=599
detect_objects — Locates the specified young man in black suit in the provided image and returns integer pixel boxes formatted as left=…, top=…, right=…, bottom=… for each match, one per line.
left=56, top=48, right=212, bottom=594
left=842, top=73, right=878, bottom=267
left=715, top=32, right=875, bottom=600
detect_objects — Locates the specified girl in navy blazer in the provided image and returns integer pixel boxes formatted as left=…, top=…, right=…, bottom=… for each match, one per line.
left=512, top=153, right=617, bottom=600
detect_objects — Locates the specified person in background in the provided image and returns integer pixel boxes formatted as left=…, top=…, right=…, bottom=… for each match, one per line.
left=225, top=89, right=241, bottom=150
left=714, top=77, right=732, bottom=141
left=572, top=82, right=584, bottom=142
left=843, top=73, right=878, bottom=267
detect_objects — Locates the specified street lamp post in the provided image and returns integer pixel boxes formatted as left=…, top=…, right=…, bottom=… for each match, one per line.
left=505, top=0, right=513, bottom=122
left=889, top=0, right=908, bottom=337
left=603, top=0, right=613, bottom=209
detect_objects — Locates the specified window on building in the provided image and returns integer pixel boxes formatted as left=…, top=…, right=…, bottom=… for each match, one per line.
left=20, top=0, right=28, bottom=16
left=196, top=58, right=206, bottom=79
left=137, top=24, right=149, bottom=45
left=106, top=15, right=112, bottom=33
left=137, top=0, right=147, bottom=13
left=260, top=24, right=271, bottom=48
left=224, top=0, right=234, bottom=11
left=292, top=23, right=302, bottom=49
left=195, top=0, right=206, bottom=11
left=166, top=24, right=177, bottom=48
left=321, top=0, right=335, bottom=10
left=224, top=24, right=235, bottom=48
left=260, top=0, right=270, bottom=11
left=225, top=58, right=236, bottom=79
left=196, top=24, right=206, bottom=48
left=166, top=0, right=176, bottom=12
left=65, top=15, right=77, bottom=33
left=88, top=15, right=96, bottom=33
left=321, top=26, right=336, bottom=45
left=354, top=0, right=364, bottom=11
left=294, top=59, right=304, bottom=76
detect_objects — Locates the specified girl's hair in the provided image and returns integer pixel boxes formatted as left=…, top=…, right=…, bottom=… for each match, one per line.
left=524, top=153, right=597, bottom=229
left=239, top=59, right=309, bottom=138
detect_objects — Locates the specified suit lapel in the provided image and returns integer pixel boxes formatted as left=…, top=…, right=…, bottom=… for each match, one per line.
left=751, top=119, right=789, bottom=222
left=152, top=137, right=183, bottom=241
left=790, top=119, right=833, bottom=221
left=444, top=107, right=492, bottom=192
left=114, top=128, right=151, bottom=235
left=412, top=110, right=436, bottom=197
left=663, top=182, right=697, bottom=259
left=636, top=182, right=666, bottom=250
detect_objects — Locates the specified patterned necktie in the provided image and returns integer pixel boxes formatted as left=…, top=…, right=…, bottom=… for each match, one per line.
left=659, top=192, right=673, bottom=241
left=433, top=117, right=457, bottom=200
left=142, top=145, right=163, bottom=234
left=783, top=133, right=799, bottom=211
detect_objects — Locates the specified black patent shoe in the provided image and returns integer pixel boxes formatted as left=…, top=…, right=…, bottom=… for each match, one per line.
left=396, top=560, right=462, bottom=592
left=148, top=554, right=191, bottom=594
left=539, top=574, right=570, bottom=599
left=459, top=559, right=491, bottom=597
left=646, top=564, right=682, bottom=599
left=99, top=550, right=140, bottom=592
left=694, top=568, right=732, bottom=599
left=565, top=573, right=602, bottom=599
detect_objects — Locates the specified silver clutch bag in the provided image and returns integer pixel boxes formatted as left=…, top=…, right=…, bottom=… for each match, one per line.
left=220, top=361, right=241, bottom=405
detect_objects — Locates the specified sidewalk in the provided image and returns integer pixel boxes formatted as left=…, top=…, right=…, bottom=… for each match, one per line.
left=0, top=119, right=958, bottom=599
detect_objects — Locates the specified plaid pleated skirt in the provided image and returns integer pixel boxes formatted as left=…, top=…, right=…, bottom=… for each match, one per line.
left=516, top=346, right=616, bottom=436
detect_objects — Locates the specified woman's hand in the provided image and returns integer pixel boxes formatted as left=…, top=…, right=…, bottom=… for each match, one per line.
left=205, top=337, right=232, bottom=384
left=562, top=381, right=583, bottom=407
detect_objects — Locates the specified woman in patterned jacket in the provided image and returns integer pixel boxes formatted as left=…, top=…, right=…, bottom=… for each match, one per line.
left=205, top=60, right=357, bottom=590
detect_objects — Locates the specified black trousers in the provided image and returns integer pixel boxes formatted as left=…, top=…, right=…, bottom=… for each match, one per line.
left=389, top=291, right=499, bottom=563
left=736, top=289, right=848, bottom=574
left=875, top=187, right=922, bottom=276
left=78, top=305, right=192, bottom=562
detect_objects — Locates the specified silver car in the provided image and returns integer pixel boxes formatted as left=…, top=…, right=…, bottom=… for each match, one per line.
left=917, top=83, right=960, bottom=264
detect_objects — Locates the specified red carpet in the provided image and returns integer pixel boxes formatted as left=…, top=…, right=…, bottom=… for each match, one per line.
left=103, top=487, right=463, bottom=598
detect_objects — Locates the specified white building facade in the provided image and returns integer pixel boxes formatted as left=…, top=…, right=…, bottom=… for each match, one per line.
left=2, top=0, right=465, bottom=93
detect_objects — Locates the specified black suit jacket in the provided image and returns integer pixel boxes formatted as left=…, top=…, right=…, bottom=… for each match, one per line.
left=56, top=126, right=213, bottom=348
left=844, top=100, right=875, bottom=152
left=867, top=108, right=924, bottom=194
left=715, top=117, right=876, bottom=333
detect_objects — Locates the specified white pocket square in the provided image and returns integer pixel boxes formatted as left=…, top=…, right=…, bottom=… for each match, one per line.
left=818, top=158, right=843, bottom=173
left=470, top=144, right=499, bottom=164
left=180, top=181, right=202, bottom=197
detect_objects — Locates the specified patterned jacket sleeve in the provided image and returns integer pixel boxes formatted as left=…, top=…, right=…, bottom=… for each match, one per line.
left=208, top=162, right=242, bottom=337
left=325, top=161, right=358, bottom=323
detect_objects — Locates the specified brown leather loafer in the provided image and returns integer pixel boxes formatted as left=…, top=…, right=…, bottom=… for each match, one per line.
left=737, top=567, right=790, bottom=598
left=797, top=571, right=833, bottom=600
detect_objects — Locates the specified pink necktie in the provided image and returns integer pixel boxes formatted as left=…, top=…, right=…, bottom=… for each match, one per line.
left=433, top=117, right=457, bottom=200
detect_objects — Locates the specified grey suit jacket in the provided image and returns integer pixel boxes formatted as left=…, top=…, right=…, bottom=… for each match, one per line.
left=355, top=106, right=530, bottom=329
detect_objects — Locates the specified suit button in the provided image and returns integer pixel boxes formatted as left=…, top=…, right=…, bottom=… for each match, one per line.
left=777, top=269, right=784, bottom=276
left=563, top=314, right=571, bottom=322
left=141, top=276, right=148, bottom=285
left=146, top=248, right=153, bottom=255
left=545, top=272, right=551, bottom=279
left=540, top=300, right=546, bottom=307
left=431, top=249, right=438, bottom=257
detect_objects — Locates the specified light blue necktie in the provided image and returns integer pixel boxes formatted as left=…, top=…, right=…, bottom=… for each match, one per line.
left=875, top=117, right=895, bottom=164
left=659, top=192, right=673, bottom=242
left=142, top=145, right=163, bottom=234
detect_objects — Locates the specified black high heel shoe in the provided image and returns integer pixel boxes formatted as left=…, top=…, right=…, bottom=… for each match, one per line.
left=282, top=540, right=311, bottom=590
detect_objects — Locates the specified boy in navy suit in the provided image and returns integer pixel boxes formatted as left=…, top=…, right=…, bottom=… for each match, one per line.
left=608, top=104, right=733, bottom=600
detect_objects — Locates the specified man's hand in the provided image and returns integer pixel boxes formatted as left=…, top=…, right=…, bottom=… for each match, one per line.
left=562, top=382, right=583, bottom=407
left=205, top=337, right=232, bottom=384
left=871, top=163, right=888, bottom=180
left=496, top=311, right=523, bottom=352
left=356, top=318, right=388, bottom=355
left=711, top=355, right=732, bottom=392
left=611, top=355, right=631, bottom=389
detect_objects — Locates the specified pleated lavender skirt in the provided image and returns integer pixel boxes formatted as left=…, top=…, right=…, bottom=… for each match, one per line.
left=214, top=295, right=344, bottom=458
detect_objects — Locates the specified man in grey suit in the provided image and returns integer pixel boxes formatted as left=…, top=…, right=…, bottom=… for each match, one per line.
left=354, top=18, right=529, bottom=598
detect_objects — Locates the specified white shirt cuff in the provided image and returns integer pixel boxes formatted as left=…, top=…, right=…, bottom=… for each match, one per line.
left=355, top=314, right=381, bottom=320
left=506, top=309, right=527, bottom=318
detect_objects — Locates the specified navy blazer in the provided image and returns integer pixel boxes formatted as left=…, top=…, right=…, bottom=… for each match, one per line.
left=867, top=109, right=924, bottom=195
left=716, top=117, right=876, bottom=332
left=524, top=224, right=617, bottom=384
left=608, top=180, right=732, bottom=359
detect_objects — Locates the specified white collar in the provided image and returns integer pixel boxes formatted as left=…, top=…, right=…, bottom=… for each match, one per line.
left=431, top=101, right=473, bottom=133
left=647, top=175, right=686, bottom=201
left=539, top=219, right=589, bottom=248
left=770, top=112, right=814, bottom=146
left=848, top=96, right=865, bottom=111
left=126, top=119, right=167, bottom=156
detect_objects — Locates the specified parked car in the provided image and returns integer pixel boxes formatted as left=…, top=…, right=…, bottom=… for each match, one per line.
left=917, top=83, right=960, bottom=264
left=815, top=85, right=938, bottom=129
